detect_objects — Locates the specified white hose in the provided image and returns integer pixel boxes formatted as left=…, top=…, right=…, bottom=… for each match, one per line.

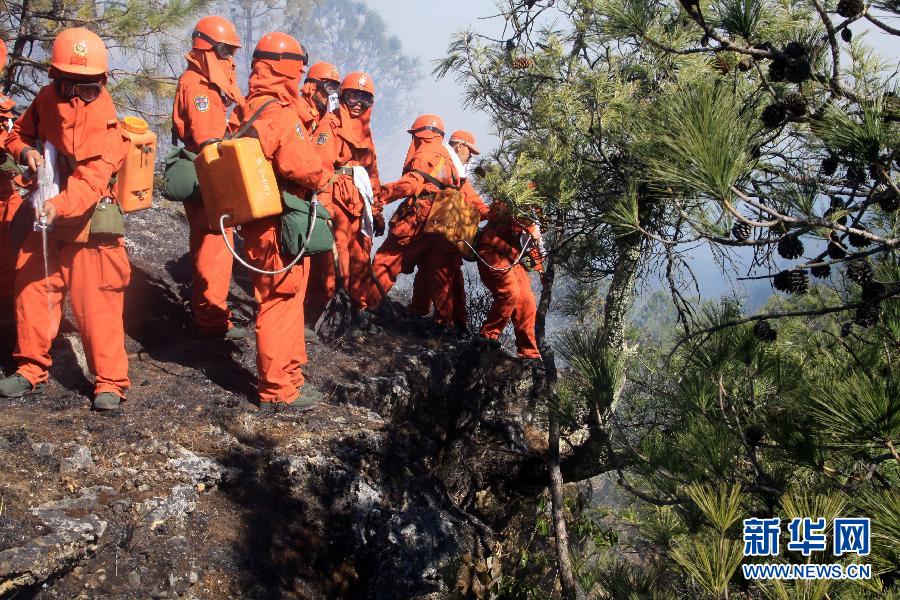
left=220, top=198, right=320, bottom=276
left=462, top=235, right=534, bottom=273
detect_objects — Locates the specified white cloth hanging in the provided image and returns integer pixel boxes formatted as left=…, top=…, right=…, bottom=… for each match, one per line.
left=351, top=165, right=375, bottom=238
left=443, top=141, right=467, bottom=183
left=33, top=142, right=60, bottom=227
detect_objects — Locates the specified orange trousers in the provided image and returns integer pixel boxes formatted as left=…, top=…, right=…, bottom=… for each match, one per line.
left=14, top=232, right=131, bottom=396
left=242, top=217, right=309, bottom=403
left=184, top=201, right=235, bottom=334
left=408, top=257, right=468, bottom=326
left=366, top=232, right=455, bottom=323
left=0, top=187, right=24, bottom=319
left=477, top=248, right=540, bottom=359
left=306, top=204, right=372, bottom=318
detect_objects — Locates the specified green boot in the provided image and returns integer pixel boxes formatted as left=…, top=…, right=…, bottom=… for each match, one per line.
left=225, top=325, right=251, bottom=341
left=92, top=392, right=122, bottom=412
left=277, top=384, right=325, bottom=413
left=0, top=373, right=34, bottom=398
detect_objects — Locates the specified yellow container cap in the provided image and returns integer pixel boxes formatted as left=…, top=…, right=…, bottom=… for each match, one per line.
left=123, top=116, right=149, bottom=134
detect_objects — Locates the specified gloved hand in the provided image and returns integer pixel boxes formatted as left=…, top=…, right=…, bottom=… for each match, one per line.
left=521, top=253, right=536, bottom=271
left=373, top=212, right=386, bottom=237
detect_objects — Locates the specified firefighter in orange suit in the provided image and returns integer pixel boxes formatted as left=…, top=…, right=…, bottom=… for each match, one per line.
left=0, top=39, right=23, bottom=331
left=477, top=200, right=543, bottom=359
left=0, top=28, right=132, bottom=410
left=233, top=32, right=330, bottom=410
left=407, top=130, right=488, bottom=328
left=299, top=62, right=340, bottom=133
left=306, top=71, right=382, bottom=326
left=365, top=115, right=465, bottom=321
left=172, top=16, right=249, bottom=340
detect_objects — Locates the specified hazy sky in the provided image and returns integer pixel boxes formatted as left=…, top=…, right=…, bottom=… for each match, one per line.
left=361, top=1, right=899, bottom=302
left=366, top=0, right=505, bottom=165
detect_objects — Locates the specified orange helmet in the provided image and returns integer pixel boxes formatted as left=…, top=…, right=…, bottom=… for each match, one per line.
left=0, top=39, right=7, bottom=72
left=192, top=16, right=241, bottom=51
left=449, top=130, right=480, bottom=155
left=408, top=114, right=445, bottom=138
left=341, top=71, right=375, bottom=95
left=50, top=28, right=108, bottom=76
left=306, top=62, right=340, bottom=84
left=252, top=32, right=307, bottom=80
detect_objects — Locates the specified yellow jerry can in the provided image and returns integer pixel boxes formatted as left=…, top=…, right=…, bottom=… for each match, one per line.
left=423, top=189, right=481, bottom=255
left=116, top=116, right=157, bottom=213
left=195, top=138, right=282, bottom=230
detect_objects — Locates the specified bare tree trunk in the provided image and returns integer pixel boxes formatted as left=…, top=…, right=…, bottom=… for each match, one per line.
left=3, top=0, right=32, bottom=95
left=559, top=231, right=642, bottom=484
left=535, top=246, right=585, bottom=600
left=600, top=232, right=642, bottom=353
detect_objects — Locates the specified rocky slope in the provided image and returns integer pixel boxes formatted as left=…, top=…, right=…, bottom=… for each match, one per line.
left=0, top=199, right=548, bottom=599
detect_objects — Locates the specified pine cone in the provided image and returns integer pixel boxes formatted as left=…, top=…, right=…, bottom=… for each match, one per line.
left=848, top=227, right=871, bottom=248
left=768, top=59, right=786, bottom=82
left=827, top=238, right=848, bottom=259
left=785, top=58, right=812, bottom=83
left=773, top=269, right=809, bottom=294
left=777, top=236, right=805, bottom=259
left=753, top=319, right=778, bottom=342
left=846, top=164, right=865, bottom=184
left=836, top=0, right=864, bottom=18
left=732, top=222, right=752, bottom=241
left=841, top=28, right=853, bottom=42
left=784, top=93, right=808, bottom=119
left=875, top=188, right=899, bottom=212
left=737, top=58, right=752, bottom=72
left=811, top=263, right=832, bottom=279
left=883, top=93, right=900, bottom=123
left=861, top=281, right=886, bottom=302
left=512, top=56, right=533, bottom=69
left=846, top=258, right=873, bottom=284
left=821, top=155, right=839, bottom=176
left=840, top=322, right=853, bottom=337
left=854, top=303, right=879, bottom=328
left=783, top=41, right=808, bottom=58
left=761, top=103, right=787, bottom=128
left=713, top=55, right=731, bottom=75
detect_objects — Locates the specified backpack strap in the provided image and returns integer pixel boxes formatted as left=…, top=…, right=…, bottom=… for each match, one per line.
left=229, top=98, right=280, bottom=140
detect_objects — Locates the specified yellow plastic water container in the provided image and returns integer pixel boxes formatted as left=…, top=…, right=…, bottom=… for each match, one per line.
left=195, top=138, right=282, bottom=230
left=116, top=116, right=157, bottom=213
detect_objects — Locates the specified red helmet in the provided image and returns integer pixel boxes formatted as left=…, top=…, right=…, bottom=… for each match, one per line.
left=306, top=62, right=340, bottom=84
left=408, top=114, right=445, bottom=138
left=449, top=130, right=480, bottom=155
left=0, top=39, right=7, bottom=72
left=192, top=16, right=241, bottom=51
left=50, top=28, right=108, bottom=76
left=341, top=71, right=375, bottom=95
left=253, top=32, right=307, bottom=80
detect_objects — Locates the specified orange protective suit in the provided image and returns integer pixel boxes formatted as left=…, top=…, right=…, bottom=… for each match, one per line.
left=172, top=50, right=244, bottom=334
left=234, top=59, right=329, bottom=404
left=6, top=83, right=132, bottom=396
left=407, top=178, right=488, bottom=326
left=0, top=94, right=22, bottom=322
left=306, top=102, right=381, bottom=318
left=477, top=201, right=542, bottom=359
left=365, top=132, right=463, bottom=322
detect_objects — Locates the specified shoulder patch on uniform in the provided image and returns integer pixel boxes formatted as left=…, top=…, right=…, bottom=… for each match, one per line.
left=316, top=132, right=328, bottom=145
left=295, top=122, right=305, bottom=139
left=194, top=95, right=210, bottom=112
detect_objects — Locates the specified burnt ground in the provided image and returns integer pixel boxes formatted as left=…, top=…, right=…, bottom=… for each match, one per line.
left=0, top=199, right=547, bottom=599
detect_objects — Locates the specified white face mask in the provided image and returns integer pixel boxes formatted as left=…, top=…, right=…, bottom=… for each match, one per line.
left=327, top=92, right=340, bottom=113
